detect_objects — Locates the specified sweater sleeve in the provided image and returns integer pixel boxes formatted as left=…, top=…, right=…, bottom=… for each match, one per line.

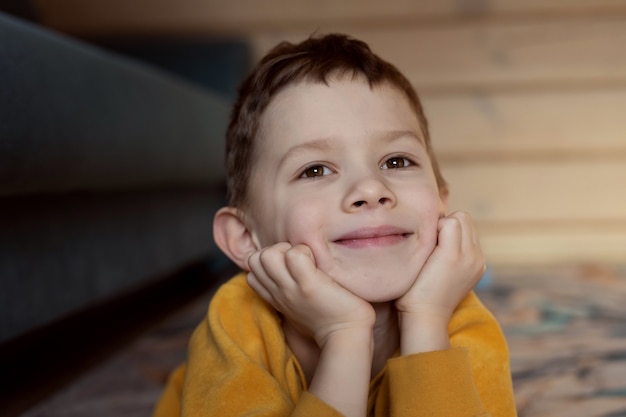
left=387, top=348, right=489, bottom=417
left=154, top=279, right=516, bottom=417
left=176, top=274, right=344, bottom=417
left=292, top=391, right=345, bottom=417
left=448, top=291, right=517, bottom=417
left=152, top=364, right=185, bottom=417
left=382, top=291, right=516, bottom=417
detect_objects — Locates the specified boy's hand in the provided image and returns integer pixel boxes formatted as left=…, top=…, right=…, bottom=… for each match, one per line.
left=246, top=242, right=375, bottom=348
left=395, top=211, right=485, bottom=354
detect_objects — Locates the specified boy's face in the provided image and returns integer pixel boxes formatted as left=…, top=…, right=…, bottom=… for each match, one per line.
left=244, top=77, right=446, bottom=303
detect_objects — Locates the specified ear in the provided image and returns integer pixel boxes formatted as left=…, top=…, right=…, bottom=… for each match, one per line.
left=213, top=206, right=259, bottom=271
left=439, top=185, right=450, bottom=214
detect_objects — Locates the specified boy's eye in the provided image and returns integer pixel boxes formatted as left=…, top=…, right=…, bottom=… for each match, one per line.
left=381, top=157, right=412, bottom=170
left=300, top=165, right=332, bottom=178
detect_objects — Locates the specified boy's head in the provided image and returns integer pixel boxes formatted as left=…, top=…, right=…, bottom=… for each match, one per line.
left=225, top=33, right=446, bottom=209
left=215, top=33, right=450, bottom=302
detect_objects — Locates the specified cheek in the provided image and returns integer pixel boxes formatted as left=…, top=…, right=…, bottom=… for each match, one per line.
left=251, top=188, right=328, bottom=250
left=282, top=199, right=326, bottom=245
left=409, top=189, right=444, bottom=244
left=280, top=198, right=338, bottom=272
left=249, top=182, right=313, bottom=245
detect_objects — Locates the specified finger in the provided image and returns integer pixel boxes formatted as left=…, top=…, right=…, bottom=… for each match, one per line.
left=459, top=211, right=479, bottom=245
left=247, top=250, right=274, bottom=291
left=450, top=212, right=486, bottom=275
left=437, top=215, right=463, bottom=253
left=246, top=271, right=274, bottom=304
left=257, top=243, right=295, bottom=290
left=247, top=247, right=282, bottom=293
left=449, top=211, right=478, bottom=249
left=246, top=249, right=262, bottom=275
left=284, top=245, right=319, bottom=286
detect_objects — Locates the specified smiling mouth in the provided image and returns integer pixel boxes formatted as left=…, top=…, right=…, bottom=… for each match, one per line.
left=334, top=227, right=413, bottom=249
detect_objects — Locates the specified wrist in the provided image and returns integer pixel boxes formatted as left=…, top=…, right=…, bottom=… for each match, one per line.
left=310, top=326, right=373, bottom=417
left=317, top=324, right=374, bottom=352
left=398, top=311, right=450, bottom=355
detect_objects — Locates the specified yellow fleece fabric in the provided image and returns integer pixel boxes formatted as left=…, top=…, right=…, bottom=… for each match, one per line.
left=153, top=273, right=517, bottom=417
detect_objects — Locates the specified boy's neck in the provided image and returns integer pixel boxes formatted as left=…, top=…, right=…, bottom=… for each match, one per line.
left=282, top=302, right=401, bottom=385
left=371, top=302, right=400, bottom=377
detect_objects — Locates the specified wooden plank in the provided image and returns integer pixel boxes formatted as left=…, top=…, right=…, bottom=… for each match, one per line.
left=479, top=226, right=626, bottom=265
left=251, top=16, right=626, bottom=90
left=423, top=88, right=626, bottom=156
left=443, top=160, right=626, bottom=222
left=34, top=0, right=626, bottom=35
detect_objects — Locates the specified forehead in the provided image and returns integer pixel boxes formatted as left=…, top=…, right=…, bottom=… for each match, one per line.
left=257, top=78, right=423, bottom=150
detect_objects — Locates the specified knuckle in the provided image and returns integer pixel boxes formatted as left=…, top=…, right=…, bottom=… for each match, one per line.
left=258, top=246, right=279, bottom=263
left=275, top=242, right=292, bottom=252
left=285, top=245, right=313, bottom=267
left=450, top=211, right=473, bottom=227
left=289, top=244, right=311, bottom=257
left=444, top=216, right=462, bottom=229
left=284, top=247, right=301, bottom=260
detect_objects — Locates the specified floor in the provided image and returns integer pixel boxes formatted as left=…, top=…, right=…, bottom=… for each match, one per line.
left=19, top=264, right=626, bottom=417
left=483, top=265, right=626, bottom=417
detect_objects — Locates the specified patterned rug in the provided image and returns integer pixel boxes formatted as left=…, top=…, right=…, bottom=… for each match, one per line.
left=21, top=265, right=626, bottom=417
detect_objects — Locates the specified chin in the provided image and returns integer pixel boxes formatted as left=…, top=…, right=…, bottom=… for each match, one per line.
left=323, top=257, right=423, bottom=303
left=359, top=288, right=408, bottom=304
left=344, top=276, right=415, bottom=304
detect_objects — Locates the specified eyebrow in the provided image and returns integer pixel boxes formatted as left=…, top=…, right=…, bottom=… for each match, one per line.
left=379, top=130, right=425, bottom=147
left=278, top=129, right=425, bottom=167
left=278, top=137, right=335, bottom=168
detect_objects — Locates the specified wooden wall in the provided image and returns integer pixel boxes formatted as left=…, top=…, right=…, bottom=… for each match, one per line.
left=33, top=0, right=626, bottom=265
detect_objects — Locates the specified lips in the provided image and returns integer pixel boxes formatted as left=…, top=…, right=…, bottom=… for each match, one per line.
left=333, top=226, right=413, bottom=249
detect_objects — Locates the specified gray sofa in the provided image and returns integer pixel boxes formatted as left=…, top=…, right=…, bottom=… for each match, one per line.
left=0, top=11, right=242, bottom=345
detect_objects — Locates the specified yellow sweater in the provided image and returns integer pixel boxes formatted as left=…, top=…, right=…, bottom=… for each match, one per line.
left=153, top=273, right=517, bottom=417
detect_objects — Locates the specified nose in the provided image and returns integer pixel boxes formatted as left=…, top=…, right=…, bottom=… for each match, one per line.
left=342, top=173, right=396, bottom=212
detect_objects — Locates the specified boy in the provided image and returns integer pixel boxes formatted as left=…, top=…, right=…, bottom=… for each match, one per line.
left=154, top=33, right=516, bottom=417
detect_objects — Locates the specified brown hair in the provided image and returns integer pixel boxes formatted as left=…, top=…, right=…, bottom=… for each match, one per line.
left=225, top=33, right=446, bottom=208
